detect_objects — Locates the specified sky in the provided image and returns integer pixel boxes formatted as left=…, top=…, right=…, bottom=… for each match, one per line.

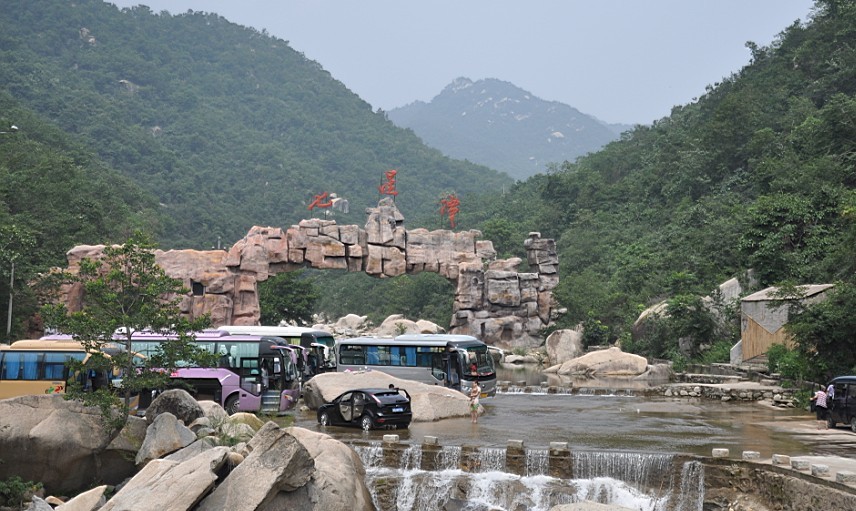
left=109, top=0, right=816, bottom=125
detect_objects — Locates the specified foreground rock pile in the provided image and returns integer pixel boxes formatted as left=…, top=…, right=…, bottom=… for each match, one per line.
left=0, top=391, right=372, bottom=511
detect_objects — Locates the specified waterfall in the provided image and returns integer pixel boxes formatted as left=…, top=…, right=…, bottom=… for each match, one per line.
left=354, top=442, right=383, bottom=469
left=400, top=444, right=422, bottom=470
left=526, top=448, right=549, bottom=476
left=674, top=461, right=704, bottom=511
left=359, top=445, right=705, bottom=511
left=474, top=447, right=506, bottom=472
left=436, top=445, right=461, bottom=470
left=573, top=450, right=674, bottom=493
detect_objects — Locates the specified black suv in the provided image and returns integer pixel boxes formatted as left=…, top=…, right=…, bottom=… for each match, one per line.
left=826, top=376, right=856, bottom=432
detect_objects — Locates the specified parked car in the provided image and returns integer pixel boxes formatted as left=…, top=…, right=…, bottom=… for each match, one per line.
left=826, top=376, right=856, bottom=432
left=317, top=387, right=412, bottom=431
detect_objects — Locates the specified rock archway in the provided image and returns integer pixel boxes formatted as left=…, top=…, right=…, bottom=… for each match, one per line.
left=59, top=198, right=558, bottom=347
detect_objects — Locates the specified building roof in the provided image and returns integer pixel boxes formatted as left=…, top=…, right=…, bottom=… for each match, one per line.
left=742, top=284, right=834, bottom=302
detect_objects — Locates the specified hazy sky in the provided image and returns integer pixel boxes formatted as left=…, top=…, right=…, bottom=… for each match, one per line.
left=109, top=0, right=816, bottom=125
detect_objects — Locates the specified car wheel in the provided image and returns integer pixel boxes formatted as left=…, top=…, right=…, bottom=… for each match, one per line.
left=361, top=415, right=373, bottom=431
left=319, top=411, right=330, bottom=426
left=851, top=417, right=856, bottom=433
left=224, top=395, right=239, bottom=415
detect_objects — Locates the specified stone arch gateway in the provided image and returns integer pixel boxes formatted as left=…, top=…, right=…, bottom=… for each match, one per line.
left=58, top=198, right=559, bottom=347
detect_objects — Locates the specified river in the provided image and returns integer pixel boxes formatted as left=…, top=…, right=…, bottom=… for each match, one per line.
left=290, top=365, right=848, bottom=459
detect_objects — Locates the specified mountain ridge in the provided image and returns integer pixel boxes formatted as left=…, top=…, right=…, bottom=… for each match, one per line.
left=388, top=77, right=630, bottom=180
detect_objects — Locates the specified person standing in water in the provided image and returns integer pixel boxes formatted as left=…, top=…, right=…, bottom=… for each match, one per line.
left=469, top=380, right=482, bottom=423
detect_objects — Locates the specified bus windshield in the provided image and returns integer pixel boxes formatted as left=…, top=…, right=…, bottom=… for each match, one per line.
left=460, top=344, right=496, bottom=379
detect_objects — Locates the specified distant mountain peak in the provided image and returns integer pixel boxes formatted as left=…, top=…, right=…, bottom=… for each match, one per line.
left=389, top=78, right=624, bottom=180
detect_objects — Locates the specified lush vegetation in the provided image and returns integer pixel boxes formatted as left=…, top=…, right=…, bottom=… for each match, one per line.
left=258, top=270, right=319, bottom=326
left=452, top=0, right=856, bottom=378
left=40, top=232, right=215, bottom=426
left=2, top=0, right=855, bottom=382
left=0, top=0, right=509, bottom=339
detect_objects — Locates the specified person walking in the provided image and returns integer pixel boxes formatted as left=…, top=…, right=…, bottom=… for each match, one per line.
left=811, top=386, right=829, bottom=429
left=469, top=381, right=482, bottom=423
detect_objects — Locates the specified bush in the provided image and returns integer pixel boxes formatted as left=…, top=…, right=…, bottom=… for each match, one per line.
left=0, top=476, right=42, bottom=508
left=696, top=340, right=733, bottom=364
left=767, top=343, right=808, bottom=383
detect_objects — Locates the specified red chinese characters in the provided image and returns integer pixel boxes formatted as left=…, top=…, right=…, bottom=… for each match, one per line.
left=378, top=169, right=398, bottom=196
left=308, top=191, right=334, bottom=210
left=440, top=194, right=460, bottom=228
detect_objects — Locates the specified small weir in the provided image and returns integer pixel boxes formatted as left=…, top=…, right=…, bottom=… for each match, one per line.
left=353, top=438, right=704, bottom=511
left=497, top=384, right=641, bottom=396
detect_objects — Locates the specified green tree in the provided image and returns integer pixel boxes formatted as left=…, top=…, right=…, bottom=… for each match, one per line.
left=40, top=231, right=213, bottom=426
left=0, top=224, right=36, bottom=342
left=786, top=282, right=856, bottom=382
left=258, top=270, right=319, bottom=325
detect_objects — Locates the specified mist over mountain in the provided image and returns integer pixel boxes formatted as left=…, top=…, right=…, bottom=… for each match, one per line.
left=388, top=78, right=630, bottom=180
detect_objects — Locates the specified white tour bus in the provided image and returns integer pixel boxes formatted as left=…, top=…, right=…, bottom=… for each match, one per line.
left=335, top=333, right=496, bottom=398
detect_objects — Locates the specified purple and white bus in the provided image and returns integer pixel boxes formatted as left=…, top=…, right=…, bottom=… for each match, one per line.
left=43, top=330, right=302, bottom=415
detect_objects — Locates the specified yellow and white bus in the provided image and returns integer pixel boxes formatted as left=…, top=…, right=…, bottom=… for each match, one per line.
left=0, top=339, right=125, bottom=400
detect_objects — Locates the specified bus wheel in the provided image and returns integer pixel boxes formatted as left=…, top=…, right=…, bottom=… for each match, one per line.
left=225, top=395, right=239, bottom=415
left=361, top=415, right=373, bottom=431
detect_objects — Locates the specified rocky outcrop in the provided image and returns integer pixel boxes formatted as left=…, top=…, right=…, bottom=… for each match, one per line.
left=547, top=347, right=648, bottom=377
left=6, top=390, right=372, bottom=511
left=261, top=427, right=375, bottom=510
left=53, top=199, right=559, bottom=349
left=0, top=395, right=126, bottom=494
left=101, top=447, right=231, bottom=511
left=302, top=371, right=472, bottom=421
left=196, top=422, right=315, bottom=510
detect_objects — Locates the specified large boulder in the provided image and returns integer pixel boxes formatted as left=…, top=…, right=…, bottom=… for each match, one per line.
left=257, top=427, right=374, bottom=510
left=302, top=371, right=472, bottom=421
left=101, top=447, right=231, bottom=511
left=135, top=412, right=197, bottom=466
left=0, top=395, right=123, bottom=494
left=54, top=485, right=108, bottom=511
left=555, top=347, right=648, bottom=377
left=545, top=328, right=584, bottom=366
left=145, top=388, right=204, bottom=425
left=196, top=422, right=315, bottom=510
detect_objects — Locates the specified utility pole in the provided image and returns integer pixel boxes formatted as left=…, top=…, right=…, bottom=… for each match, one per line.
left=6, top=260, right=13, bottom=341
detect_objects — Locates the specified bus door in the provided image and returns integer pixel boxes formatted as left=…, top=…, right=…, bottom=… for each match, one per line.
left=443, top=350, right=461, bottom=390
left=238, top=357, right=262, bottom=395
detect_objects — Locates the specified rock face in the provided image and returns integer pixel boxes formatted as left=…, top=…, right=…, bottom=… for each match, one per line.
left=551, top=347, right=648, bottom=377
left=3, top=390, right=372, bottom=511
left=0, top=395, right=126, bottom=494
left=302, top=371, right=472, bottom=421
left=260, top=427, right=375, bottom=511
left=52, top=199, right=558, bottom=349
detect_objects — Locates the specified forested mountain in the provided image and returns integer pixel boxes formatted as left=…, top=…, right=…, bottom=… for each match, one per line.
left=388, top=78, right=624, bottom=180
left=461, top=0, right=856, bottom=375
left=3, top=0, right=855, bottom=379
left=0, top=0, right=511, bottom=254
